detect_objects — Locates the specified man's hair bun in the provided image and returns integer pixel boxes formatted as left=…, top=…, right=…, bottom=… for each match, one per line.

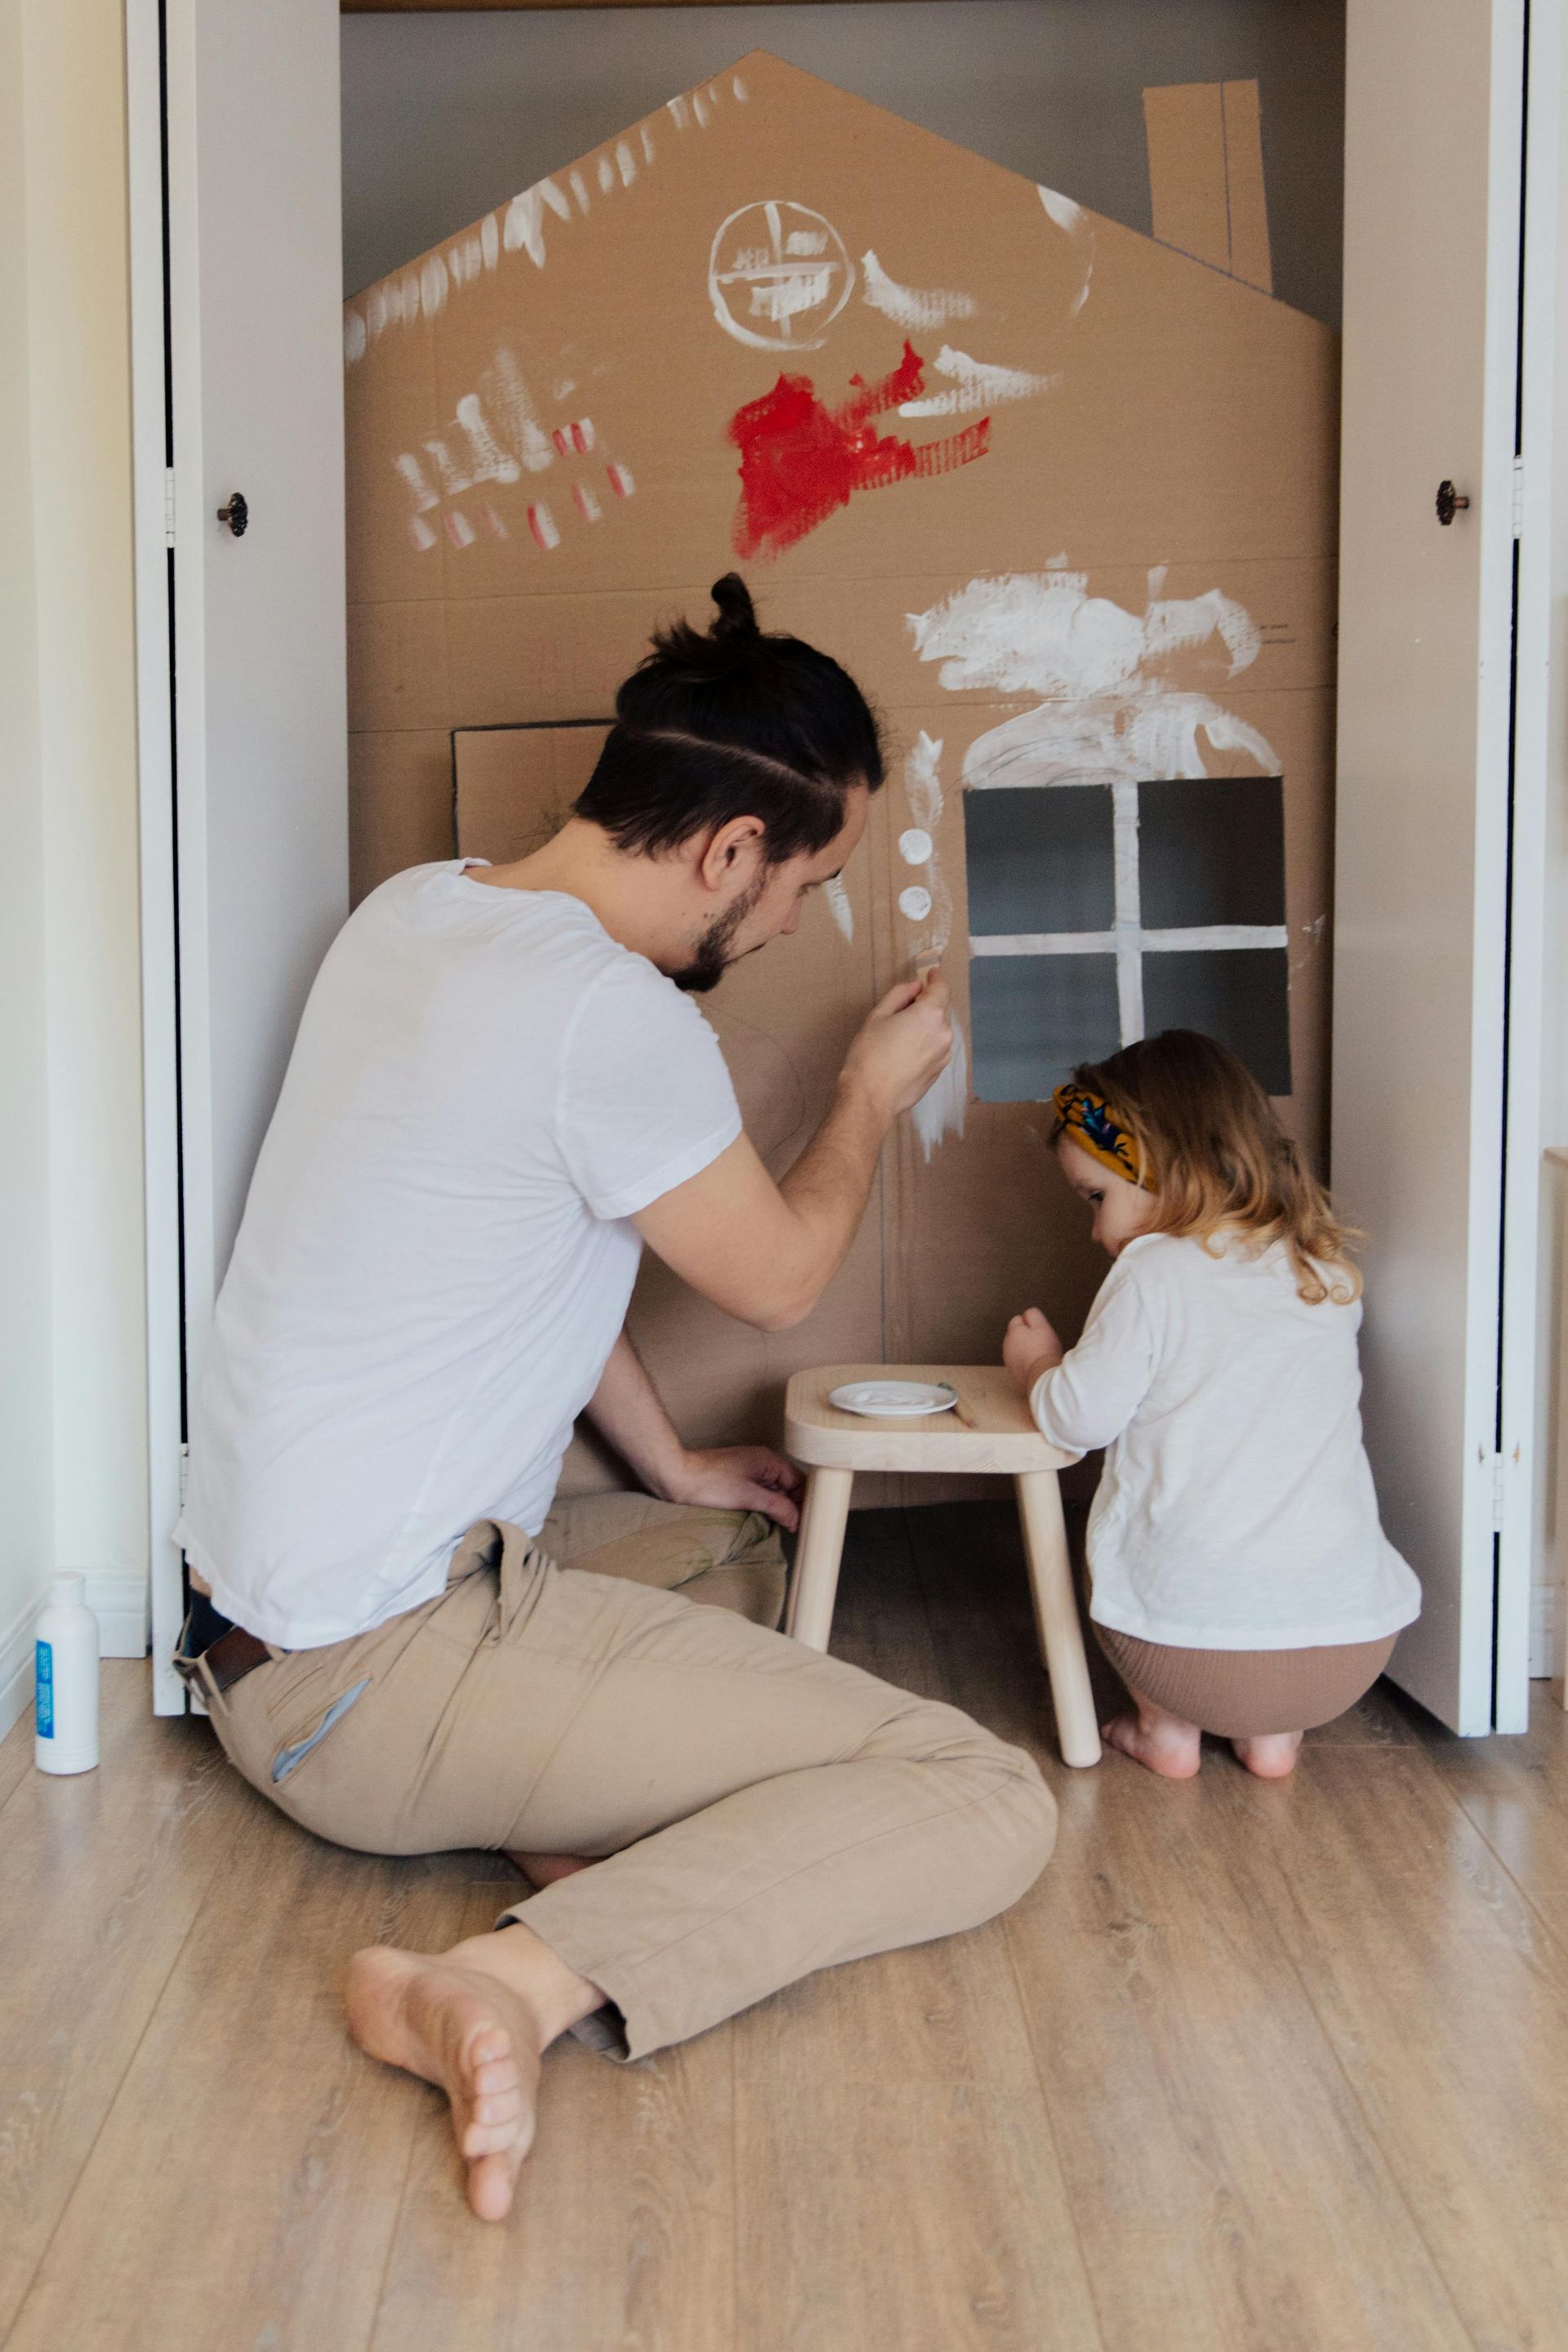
left=574, top=570, right=887, bottom=868
left=708, top=572, right=760, bottom=644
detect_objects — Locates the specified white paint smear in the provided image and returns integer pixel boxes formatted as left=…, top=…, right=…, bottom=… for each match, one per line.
left=899, top=886, right=933, bottom=922
left=409, top=515, right=437, bottom=553
left=904, top=731, right=945, bottom=840
left=617, top=140, right=637, bottom=187
left=693, top=88, right=712, bottom=127
left=898, top=346, right=1056, bottom=419
left=898, top=827, right=933, bottom=866
left=908, top=571, right=1276, bottom=797
left=491, top=350, right=556, bottom=474
left=640, top=123, right=657, bottom=163
left=344, top=310, right=367, bottom=365
left=503, top=178, right=572, bottom=270
left=569, top=169, right=591, bottom=216
left=420, top=253, right=448, bottom=319
left=732, top=75, right=750, bottom=102
left=667, top=94, right=689, bottom=129
left=481, top=213, right=500, bottom=271
left=823, top=876, right=854, bottom=941
left=911, top=1022, right=969, bottom=1163
left=1038, top=185, right=1083, bottom=232
left=395, top=453, right=438, bottom=513
left=1038, top=183, right=1095, bottom=316
left=448, top=232, right=483, bottom=287
left=860, top=250, right=977, bottom=331
left=709, top=202, right=854, bottom=352
left=597, top=155, right=616, bottom=195
left=898, top=731, right=965, bottom=1156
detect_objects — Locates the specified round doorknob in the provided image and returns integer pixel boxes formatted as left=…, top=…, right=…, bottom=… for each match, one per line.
left=1435, top=480, right=1470, bottom=526
left=216, top=492, right=249, bottom=537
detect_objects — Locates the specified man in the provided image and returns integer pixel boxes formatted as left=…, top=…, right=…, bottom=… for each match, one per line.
left=175, top=577, right=1056, bottom=2221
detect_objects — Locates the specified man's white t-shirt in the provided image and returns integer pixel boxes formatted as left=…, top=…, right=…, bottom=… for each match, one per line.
left=1029, top=1232, right=1423, bottom=1651
left=175, top=863, right=742, bottom=1649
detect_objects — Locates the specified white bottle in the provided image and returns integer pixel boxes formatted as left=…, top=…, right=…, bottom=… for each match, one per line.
left=34, top=1571, right=100, bottom=1775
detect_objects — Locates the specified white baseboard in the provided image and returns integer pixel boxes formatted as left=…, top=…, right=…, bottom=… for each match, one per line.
left=0, top=1594, right=38, bottom=1747
left=1531, top=1579, right=1557, bottom=1681
left=82, top=1570, right=150, bottom=1660
left=0, top=1571, right=149, bottom=1748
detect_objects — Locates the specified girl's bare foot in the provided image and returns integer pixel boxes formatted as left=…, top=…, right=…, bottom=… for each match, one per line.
left=1232, top=1730, right=1304, bottom=1779
left=1102, top=1698, right=1202, bottom=1780
left=344, top=1925, right=600, bottom=2221
left=506, top=1850, right=596, bottom=1890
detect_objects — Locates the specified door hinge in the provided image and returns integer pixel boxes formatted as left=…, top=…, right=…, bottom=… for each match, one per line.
left=1486, top=1448, right=1513, bottom=1532
left=1512, top=455, right=1525, bottom=538
left=164, top=468, right=176, bottom=549
left=178, top=1441, right=189, bottom=1508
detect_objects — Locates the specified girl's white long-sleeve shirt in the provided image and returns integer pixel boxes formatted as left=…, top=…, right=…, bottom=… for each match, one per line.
left=1029, top=1231, right=1422, bottom=1652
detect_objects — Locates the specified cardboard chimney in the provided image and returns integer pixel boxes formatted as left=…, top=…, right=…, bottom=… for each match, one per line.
left=344, top=53, right=1337, bottom=1491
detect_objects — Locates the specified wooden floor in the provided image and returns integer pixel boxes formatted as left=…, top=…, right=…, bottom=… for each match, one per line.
left=4, top=1506, right=1568, bottom=2351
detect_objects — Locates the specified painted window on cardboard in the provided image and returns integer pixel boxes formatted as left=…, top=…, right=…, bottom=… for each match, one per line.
left=965, top=775, right=1291, bottom=1101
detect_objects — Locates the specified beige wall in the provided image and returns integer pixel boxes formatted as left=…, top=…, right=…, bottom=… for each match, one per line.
left=0, top=0, right=148, bottom=1737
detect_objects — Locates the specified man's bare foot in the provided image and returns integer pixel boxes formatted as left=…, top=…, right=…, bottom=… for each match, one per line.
left=345, top=1926, right=600, bottom=2221
left=506, top=1850, right=596, bottom=1890
left=1232, top=1730, right=1304, bottom=1779
left=1102, top=1699, right=1202, bottom=1779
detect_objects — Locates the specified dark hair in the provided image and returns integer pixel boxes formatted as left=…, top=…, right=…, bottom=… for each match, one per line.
left=1058, top=1030, right=1361, bottom=1304
left=572, top=573, right=884, bottom=863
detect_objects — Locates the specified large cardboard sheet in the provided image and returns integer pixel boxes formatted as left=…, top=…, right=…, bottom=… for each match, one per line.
left=348, top=51, right=1339, bottom=1467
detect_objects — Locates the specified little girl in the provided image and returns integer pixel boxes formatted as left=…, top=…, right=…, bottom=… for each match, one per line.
left=1004, top=1030, right=1420, bottom=1780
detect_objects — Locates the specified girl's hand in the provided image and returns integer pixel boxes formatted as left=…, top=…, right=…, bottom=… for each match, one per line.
left=1004, top=1308, right=1065, bottom=1394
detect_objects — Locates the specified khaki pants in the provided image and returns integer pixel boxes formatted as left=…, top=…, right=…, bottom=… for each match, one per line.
left=197, top=1499, right=1057, bottom=2060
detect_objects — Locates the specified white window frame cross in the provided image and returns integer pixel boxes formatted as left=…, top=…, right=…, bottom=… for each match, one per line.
left=967, top=772, right=1290, bottom=1058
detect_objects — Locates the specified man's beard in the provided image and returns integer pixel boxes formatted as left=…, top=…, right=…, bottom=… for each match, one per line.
left=671, top=875, right=767, bottom=994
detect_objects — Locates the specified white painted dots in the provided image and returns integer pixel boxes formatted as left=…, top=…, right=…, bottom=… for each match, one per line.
left=899, top=887, right=933, bottom=922
left=899, top=828, right=933, bottom=866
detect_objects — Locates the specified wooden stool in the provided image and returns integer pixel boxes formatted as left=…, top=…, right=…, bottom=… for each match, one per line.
left=784, top=1364, right=1102, bottom=1769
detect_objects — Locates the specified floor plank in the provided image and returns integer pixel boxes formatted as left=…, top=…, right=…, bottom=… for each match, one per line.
left=368, top=1876, right=741, bottom=2352
left=0, top=1699, right=36, bottom=1816
left=0, top=1667, right=249, bottom=2336
left=1229, top=1738, right=1568, bottom=2348
left=729, top=1509, right=1103, bottom=2352
left=904, top=1503, right=1472, bottom=2352
left=8, top=1814, right=468, bottom=2352
left=1424, top=1681, right=1568, bottom=1945
left=7, top=1517, right=1568, bottom=2350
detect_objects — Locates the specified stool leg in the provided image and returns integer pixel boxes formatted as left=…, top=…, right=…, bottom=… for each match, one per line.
left=1014, top=1471, right=1102, bottom=1768
left=786, top=1468, right=854, bottom=1651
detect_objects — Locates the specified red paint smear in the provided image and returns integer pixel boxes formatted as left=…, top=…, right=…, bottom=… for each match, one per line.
left=727, top=341, right=991, bottom=562
left=552, top=426, right=572, bottom=457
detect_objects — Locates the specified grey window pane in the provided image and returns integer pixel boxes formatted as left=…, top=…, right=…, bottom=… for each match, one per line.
left=1137, top=777, right=1286, bottom=930
left=969, top=954, right=1122, bottom=1102
left=964, top=785, right=1116, bottom=935
left=1141, top=948, right=1293, bottom=1095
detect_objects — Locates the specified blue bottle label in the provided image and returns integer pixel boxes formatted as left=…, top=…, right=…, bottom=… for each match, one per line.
left=36, top=1640, right=54, bottom=1738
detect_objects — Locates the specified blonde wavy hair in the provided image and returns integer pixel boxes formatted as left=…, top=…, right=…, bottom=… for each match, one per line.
left=1058, top=1030, right=1361, bottom=1304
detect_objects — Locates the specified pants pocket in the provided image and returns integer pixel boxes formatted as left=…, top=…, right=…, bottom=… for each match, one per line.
left=270, top=1677, right=372, bottom=1785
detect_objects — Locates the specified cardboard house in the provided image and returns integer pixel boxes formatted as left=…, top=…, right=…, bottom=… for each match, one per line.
left=344, top=52, right=1337, bottom=1486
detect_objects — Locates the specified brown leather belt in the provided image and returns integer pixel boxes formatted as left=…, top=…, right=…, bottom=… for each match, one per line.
left=177, top=1624, right=272, bottom=1695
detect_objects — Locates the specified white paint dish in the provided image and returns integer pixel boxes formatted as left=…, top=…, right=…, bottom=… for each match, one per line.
left=828, top=1380, right=959, bottom=1419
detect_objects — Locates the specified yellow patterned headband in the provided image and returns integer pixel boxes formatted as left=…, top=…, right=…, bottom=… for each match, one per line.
left=1051, top=1085, right=1156, bottom=1190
